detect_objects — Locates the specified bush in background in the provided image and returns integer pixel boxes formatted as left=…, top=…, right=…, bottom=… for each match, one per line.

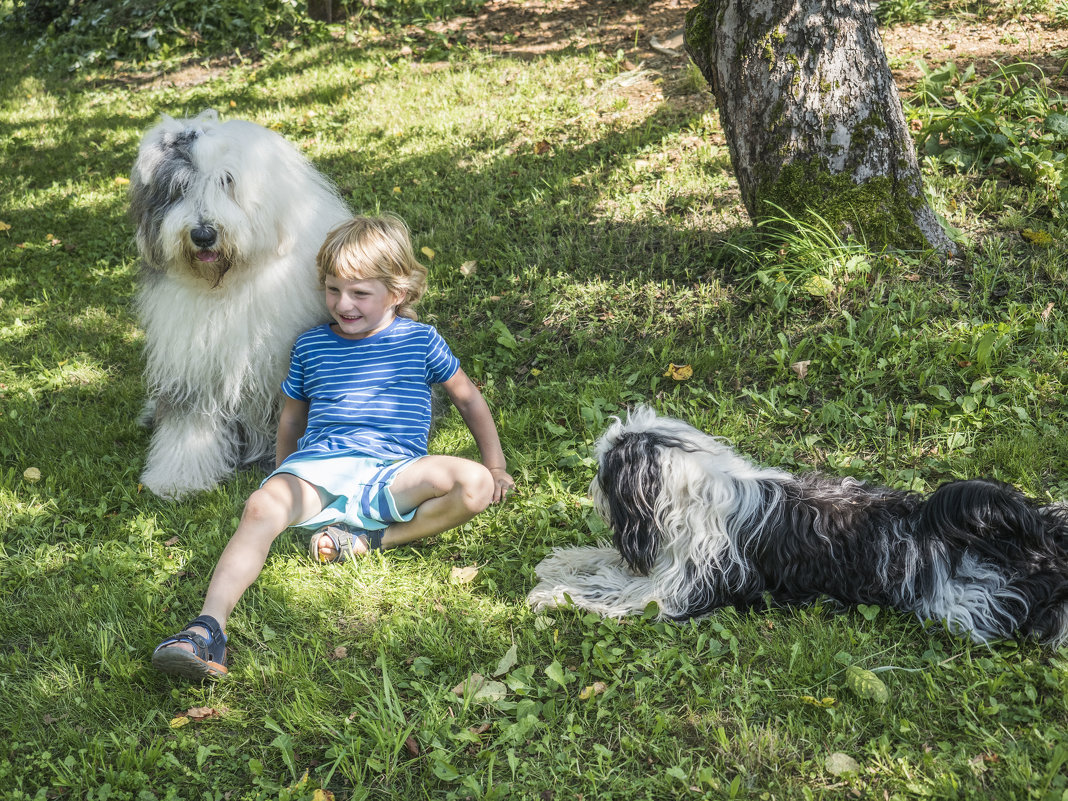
left=0, top=0, right=486, bottom=70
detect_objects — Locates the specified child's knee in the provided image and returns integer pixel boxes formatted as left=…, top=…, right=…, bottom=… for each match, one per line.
left=457, top=462, right=494, bottom=513
left=241, top=487, right=284, bottom=524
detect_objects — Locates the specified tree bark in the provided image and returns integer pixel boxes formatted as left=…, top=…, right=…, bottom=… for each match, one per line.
left=684, top=0, right=957, bottom=255
left=307, top=0, right=334, bottom=22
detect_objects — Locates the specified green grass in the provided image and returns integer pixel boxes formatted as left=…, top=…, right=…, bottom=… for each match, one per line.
left=3, top=8, right=1068, bottom=800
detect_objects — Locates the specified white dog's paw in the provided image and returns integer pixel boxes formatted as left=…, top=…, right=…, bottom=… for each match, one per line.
left=140, top=461, right=227, bottom=499
left=141, top=415, right=237, bottom=498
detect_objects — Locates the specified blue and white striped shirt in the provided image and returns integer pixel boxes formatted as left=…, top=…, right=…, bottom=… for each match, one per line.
left=281, top=317, right=460, bottom=461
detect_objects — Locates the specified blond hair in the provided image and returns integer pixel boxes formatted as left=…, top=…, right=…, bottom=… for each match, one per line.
left=316, top=214, right=427, bottom=320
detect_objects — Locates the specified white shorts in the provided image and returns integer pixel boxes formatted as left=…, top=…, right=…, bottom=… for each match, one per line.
left=266, top=452, right=423, bottom=531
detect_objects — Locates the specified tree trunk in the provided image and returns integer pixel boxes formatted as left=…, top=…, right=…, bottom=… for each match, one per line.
left=684, top=0, right=957, bottom=255
left=307, top=0, right=334, bottom=22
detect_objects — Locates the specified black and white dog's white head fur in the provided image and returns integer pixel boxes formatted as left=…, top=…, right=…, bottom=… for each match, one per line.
left=527, top=406, right=1068, bottom=646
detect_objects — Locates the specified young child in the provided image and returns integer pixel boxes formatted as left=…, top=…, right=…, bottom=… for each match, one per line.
left=151, top=214, right=515, bottom=680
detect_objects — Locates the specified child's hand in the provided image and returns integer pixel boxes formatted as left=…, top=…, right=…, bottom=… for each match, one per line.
left=489, top=467, right=515, bottom=503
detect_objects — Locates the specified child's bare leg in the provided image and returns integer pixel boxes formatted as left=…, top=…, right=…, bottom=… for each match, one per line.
left=314, top=456, right=493, bottom=559
left=162, top=473, right=323, bottom=648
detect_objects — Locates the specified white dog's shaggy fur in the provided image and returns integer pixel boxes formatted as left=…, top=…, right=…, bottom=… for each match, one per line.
left=130, top=110, right=350, bottom=497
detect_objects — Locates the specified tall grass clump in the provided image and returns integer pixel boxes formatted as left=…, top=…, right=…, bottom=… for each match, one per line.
left=717, top=206, right=885, bottom=312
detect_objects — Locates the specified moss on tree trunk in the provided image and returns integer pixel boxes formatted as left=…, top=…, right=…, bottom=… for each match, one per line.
left=684, top=0, right=956, bottom=255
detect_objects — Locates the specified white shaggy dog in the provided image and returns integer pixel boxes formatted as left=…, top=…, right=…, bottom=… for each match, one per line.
left=130, top=109, right=350, bottom=498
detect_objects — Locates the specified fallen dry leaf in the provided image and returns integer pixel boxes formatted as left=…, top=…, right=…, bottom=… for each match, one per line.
left=459, top=260, right=478, bottom=277
left=826, top=752, right=860, bottom=776
left=421, top=245, right=436, bottom=260
left=23, top=467, right=41, bottom=482
left=452, top=673, right=507, bottom=702
left=578, top=681, right=607, bottom=700
left=164, top=535, right=180, bottom=546
left=533, top=140, right=552, bottom=155
left=791, top=360, right=811, bottom=379
left=331, top=645, right=348, bottom=660
left=404, top=736, right=421, bottom=757
left=453, top=673, right=486, bottom=697
left=186, top=706, right=228, bottom=720
left=451, top=564, right=479, bottom=583
left=663, top=363, right=693, bottom=381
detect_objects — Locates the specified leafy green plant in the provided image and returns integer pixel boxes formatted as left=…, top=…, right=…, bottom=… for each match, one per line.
left=3, top=0, right=329, bottom=68
left=912, top=60, right=1068, bottom=214
left=873, top=0, right=934, bottom=25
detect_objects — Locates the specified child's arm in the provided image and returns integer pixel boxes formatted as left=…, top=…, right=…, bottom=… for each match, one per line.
left=441, top=368, right=515, bottom=503
left=276, top=396, right=309, bottom=468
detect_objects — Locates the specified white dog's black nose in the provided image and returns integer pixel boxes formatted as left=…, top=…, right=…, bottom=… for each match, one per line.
left=191, top=226, right=217, bottom=248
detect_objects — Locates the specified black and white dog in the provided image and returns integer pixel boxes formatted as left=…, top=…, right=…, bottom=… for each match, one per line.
left=527, top=407, right=1068, bottom=645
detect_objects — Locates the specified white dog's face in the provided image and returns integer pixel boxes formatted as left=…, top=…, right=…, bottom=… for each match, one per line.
left=129, top=110, right=292, bottom=285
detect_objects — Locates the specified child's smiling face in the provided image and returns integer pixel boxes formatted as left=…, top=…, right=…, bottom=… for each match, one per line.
left=324, top=274, right=402, bottom=339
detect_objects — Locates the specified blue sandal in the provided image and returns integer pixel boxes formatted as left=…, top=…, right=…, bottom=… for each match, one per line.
left=309, top=524, right=383, bottom=563
left=152, top=615, right=228, bottom=679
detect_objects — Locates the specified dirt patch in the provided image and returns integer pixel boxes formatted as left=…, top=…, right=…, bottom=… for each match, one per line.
left=440, top=0, right=690, bottom=63
left=447, top=0, right=1068, bottom=92
left=117, top=2, right=1068, bottom=100
left=106, top=52, right=249, bottom=91
left=880, top=13, right=1068, bottom=90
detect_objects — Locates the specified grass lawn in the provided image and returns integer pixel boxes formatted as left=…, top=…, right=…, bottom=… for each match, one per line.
left=2, top=1, right=1068, bottom=798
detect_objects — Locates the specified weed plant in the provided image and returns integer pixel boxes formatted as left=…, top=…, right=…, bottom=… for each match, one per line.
left=874, top=0, right=934, bottom=26
left=2, top=7, right=1068, bottom=801
left=913, top=60, right=1068, bottom=217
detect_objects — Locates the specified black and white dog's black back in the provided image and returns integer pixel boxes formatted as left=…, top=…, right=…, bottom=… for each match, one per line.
left=527, top=407, right=1068, bottom=646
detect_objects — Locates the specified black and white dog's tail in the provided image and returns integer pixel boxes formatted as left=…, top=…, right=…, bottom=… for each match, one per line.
left=527, top=406, right=1068, bottom=646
